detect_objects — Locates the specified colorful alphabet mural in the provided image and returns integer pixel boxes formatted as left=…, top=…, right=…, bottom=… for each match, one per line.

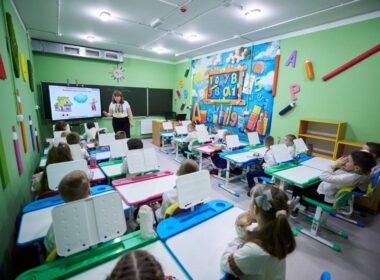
left=190, top=41, right=280, bottom=142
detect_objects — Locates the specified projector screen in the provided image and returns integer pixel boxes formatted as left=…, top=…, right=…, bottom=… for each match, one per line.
left=48, top=85, right=101, bottom=121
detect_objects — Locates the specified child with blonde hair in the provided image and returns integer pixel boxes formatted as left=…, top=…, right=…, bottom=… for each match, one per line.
left=221, top=185, right=296, bottom=279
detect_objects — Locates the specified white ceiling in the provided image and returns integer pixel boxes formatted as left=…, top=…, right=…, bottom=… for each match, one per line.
left=13, top=0, right=380, bottom=62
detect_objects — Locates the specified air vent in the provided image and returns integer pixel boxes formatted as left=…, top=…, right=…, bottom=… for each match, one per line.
left=31, top=39, right=123, bottom=62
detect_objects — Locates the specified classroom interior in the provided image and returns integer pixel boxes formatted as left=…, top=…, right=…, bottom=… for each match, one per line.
left=1, top=0, right=380, bottom=279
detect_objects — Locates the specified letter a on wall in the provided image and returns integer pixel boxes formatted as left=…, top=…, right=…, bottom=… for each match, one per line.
left=191, top=101, right=202, bottom=123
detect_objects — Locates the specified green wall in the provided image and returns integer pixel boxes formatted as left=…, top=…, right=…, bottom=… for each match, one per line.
left=271, top=17, right=380, bottom=142
left=0, top=0, right=40, bottom=278
left=33, top=53, right=177, bottom=140
left=172, top=61, right=191, bottom=116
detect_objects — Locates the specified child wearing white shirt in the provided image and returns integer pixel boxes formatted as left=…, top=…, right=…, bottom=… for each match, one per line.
left=277, top=134, right=296, bottom=158
left=221, top=185, right=295, bottom=280
left=246, top=136, right=276, bottom=196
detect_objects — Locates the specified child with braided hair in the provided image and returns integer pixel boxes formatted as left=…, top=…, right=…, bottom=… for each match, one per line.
left=221, top=185, right=296, bottom=280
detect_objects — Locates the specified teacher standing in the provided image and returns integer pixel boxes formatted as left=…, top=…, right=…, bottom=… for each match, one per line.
left=103, top=90, right=134, bottom=138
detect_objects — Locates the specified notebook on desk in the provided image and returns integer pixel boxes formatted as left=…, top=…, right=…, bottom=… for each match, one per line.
left=301, top=157, right=333, bottom=171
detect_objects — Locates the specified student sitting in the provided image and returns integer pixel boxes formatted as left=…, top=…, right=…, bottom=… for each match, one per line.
left=208, top=131, right=241, bottom=174
left=363, top=142, right=380, bottom=173
left=278, top=134, right=296, bottom=157
left=54, top=120, right=68, bottom=132
left=120, top=138, right=144, bottom=176
left=221, top=185, right=296, bottom=279
left=179, top=123, right=197, bottom=157
left=115, top=130, right=127, bottom=140
left=66, top=132, right=90, bottom=159
left=84, top=122, right=96, bottom=142
left=44, top=170, right=91, bottom=256
left=291, top=151, right=376, bottom=213
left=107, top=250, right=168, bottom=280
left=155, top=159, right=199, bottom=222
left=32, top=143, right=73, bottom=196
left=246, top=136, right=276, bottom=196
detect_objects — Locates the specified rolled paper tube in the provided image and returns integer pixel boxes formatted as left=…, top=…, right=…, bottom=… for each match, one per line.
left=322, top=44, right=380, bottom=81
left=180, top=103, right=186, bottom=111
left=0, top=131, right=10, bottom=186
left=279, top=102, right=296, bottom=116
left=16, top=90, right=28, bottom=153
left=184, top=67, right=190, bottom=78
left=211, top=99, right=230, bottom=104
left=12, top=126, right=23, bottom=175
left=176, top=90, right=181, bottom=97
left=305, top=60, right=314, bottom=79
left=272, top=49, right=280, bottom=97
left=29, top=115, right=35, bottom=151
left=35, top=128, right=40, bottom=153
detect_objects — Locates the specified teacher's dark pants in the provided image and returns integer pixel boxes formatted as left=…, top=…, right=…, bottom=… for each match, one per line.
left=112, top=117, right=130, bottom=138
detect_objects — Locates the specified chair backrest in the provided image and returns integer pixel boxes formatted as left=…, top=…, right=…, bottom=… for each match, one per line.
left=294, top=138, right=309, bottom=154
left=176, top=170, right=211, bottom=209
left=197, top=129, right=210, bottom=143
left=162, top=121, right=173, bottom=131
left=371, top=168, right=380, bottom=192
left=125, top=148, right=159, bottom=174
left=52, top=192, right=126, bottom=257
left=247, top=132, right=260, bottom=146
left=226, top=135, right=240, bottom=150
left=110, top=139, right=128, bottom=159
left=69, top=144, right=83, bottom=160
left=175, top=125, right=187, bottom=136
left=98, top=133, right=115, bottom=147
left=271, top=144, right=293, bottom=163
left=47, top=160, right=89, bottom=190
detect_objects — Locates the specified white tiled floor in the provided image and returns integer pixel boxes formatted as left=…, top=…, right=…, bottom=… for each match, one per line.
left=145, top=139, right=380, bottom=280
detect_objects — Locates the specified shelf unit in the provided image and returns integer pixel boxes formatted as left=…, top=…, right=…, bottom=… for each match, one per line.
left=298, top=119, right=347, bottom=160
left=335, top=140, right=364, bottom=159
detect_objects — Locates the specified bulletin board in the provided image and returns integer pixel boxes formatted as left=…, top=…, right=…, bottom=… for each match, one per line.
left=190, top=41, right=280, bottom=141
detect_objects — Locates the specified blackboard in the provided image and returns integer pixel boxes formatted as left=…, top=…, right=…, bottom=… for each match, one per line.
left=148, top=88, right=173, bottom=116
left=98, top=86, right=147, bottom=116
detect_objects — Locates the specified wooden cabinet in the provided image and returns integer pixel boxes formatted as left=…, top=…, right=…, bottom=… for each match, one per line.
left=297, top=119, right=346, bottom=159
left=335, top=140, right=363, bottom=159
left=152, top=120, right=179, bottom=147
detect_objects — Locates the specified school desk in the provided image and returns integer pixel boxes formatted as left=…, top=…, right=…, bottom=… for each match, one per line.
left=89, top=166, right=106, bottom=184
left=160, top=131, right=174, bottom=152
left=16, top=231, right=188, bottom=280
left=171, top=136, right=189, bottom=163
left=89, top=148, right=111, bottom=162
left=265, top=163, right=322, bottom=189
left=17, top=186, right=130, bottom=247
left=98, top=159, right=125, bottom=183
left=112, top=171, right=175, bottom=206
left=220, top=145, right=266, bottom=167
left=157, top=200, right=243, bottom=280
left=191, top=144, right=220, bottom=170
left=300, top=156, right=333, bottom=171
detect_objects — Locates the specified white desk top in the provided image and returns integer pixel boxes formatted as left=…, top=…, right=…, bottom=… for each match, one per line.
left=17, top=191, right=129, bottom=246
left=274, top=165, right=323, bottom=185
left=301, top=157, right=333, bottom=171
left=100, top=163, right=124, bottom=178
left=95, top=151, right=111, bottom=161
left=90, top=168, right=105, bottom=181
left=193, top=145, right=215, bottom=154
left=70, top=240, right=188, bottom=280
left=116, top=175, right=177, bottom=205
left=166, top=207, right=243, bottom=280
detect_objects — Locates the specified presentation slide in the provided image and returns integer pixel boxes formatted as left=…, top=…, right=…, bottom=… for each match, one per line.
left=49, top=86, right=101, bottom=121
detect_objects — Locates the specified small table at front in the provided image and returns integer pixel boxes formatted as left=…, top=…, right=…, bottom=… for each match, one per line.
left=16, top=232, right=188, bottom=280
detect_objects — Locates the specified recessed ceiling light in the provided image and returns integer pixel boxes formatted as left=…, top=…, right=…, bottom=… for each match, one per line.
left=86, top=35, right=95, bottom=42
left=152, top=46, right=169, bottom=54
left=244, top=8, right=261, bottom=18
left=99, top=11, right=111, bottom=21
left=184, top=33, right=200, bottom=42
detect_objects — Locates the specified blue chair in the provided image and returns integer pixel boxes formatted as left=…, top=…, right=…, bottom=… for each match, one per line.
left=321, top=271, right=331, bottom=280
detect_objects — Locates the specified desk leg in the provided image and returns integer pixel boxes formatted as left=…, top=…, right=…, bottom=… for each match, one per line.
left=199, top=152, right=203, bottom=170
left=279, top=180, right=285, bottom=191
left=174, top=142, right=180, bottom=162
left=225, top=160, right=230, bottom=188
